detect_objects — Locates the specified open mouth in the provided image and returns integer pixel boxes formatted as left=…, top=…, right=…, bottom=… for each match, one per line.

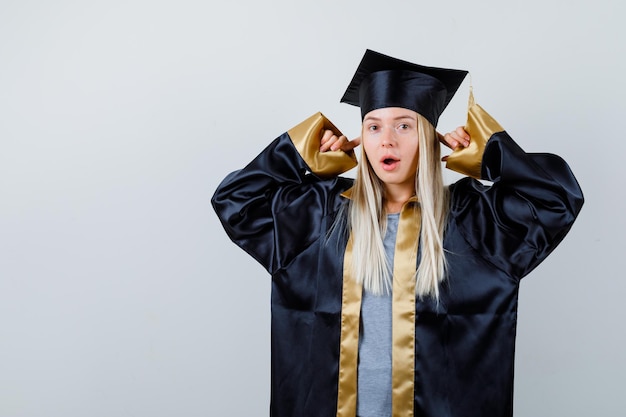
left=381, top=156, right=399, bottom=170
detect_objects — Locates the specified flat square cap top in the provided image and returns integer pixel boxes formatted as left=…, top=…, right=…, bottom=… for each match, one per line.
left=340, top=49, right=468, bottom=126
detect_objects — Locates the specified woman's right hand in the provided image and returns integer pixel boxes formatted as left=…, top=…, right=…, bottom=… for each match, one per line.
left=319, top=129, right=361, bottom=153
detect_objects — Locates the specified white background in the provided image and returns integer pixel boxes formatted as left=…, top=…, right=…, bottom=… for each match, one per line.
left=1, top=0, right=624, bottom=416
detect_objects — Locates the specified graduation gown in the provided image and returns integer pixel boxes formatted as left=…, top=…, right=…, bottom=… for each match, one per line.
left=211, top=110, right=584, bottom=417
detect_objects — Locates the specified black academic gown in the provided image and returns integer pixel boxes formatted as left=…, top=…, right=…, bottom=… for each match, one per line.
left=211, top=113, right=584, bottom=417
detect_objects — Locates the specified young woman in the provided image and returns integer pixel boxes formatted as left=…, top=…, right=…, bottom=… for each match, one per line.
left=212, top=50, right=584, bottom=417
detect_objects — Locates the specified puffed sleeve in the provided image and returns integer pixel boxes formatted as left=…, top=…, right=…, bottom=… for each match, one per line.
left=446, top=101, right=584, bottom=279
left=211, top=112, right=357, bottom=274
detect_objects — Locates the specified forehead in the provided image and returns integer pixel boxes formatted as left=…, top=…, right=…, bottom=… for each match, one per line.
left=363, top=107, right=419, bottom=121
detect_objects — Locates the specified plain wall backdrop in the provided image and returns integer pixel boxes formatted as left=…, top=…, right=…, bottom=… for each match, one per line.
left=1, top=0, right=624, bottom=416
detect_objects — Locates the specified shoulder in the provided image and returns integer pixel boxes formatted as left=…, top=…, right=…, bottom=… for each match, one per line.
left=447, top=177, right=489, bottom=216
left=277, top=174, right=353, bottom=217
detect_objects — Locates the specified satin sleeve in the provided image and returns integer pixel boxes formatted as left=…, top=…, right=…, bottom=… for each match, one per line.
left=211, top=112, right=357, bottom=274
left=449, top=132, right=584, bottom=280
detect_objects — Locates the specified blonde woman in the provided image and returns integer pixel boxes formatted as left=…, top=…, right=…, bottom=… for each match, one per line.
left=212, top=50, right=583, bottom=417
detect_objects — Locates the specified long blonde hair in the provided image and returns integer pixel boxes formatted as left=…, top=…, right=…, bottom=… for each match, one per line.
left=347, top=113, right=449, bottom=299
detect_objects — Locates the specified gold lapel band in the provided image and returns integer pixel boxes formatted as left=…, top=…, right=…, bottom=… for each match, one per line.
left=391, top=202, right=420, bottom=417
left=336, top=234, right=363, bottom=417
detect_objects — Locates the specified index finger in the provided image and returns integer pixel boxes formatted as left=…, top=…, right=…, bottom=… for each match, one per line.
left=340, top=136, right=361, bottom=152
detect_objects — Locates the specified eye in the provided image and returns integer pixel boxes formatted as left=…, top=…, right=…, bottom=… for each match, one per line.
left=399, top=123, right=409, bottom=130
left=368, top=124, right=378, bottom=131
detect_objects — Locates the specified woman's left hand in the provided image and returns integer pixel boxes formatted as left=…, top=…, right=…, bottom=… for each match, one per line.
left=437, top=126, right=470, bottom=161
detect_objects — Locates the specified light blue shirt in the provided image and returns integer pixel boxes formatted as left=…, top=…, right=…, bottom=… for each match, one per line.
left=356, top=213, right=398, bottom=417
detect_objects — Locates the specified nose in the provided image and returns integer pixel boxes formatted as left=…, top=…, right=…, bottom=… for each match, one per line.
left=381, top=129, right=395, bottom=148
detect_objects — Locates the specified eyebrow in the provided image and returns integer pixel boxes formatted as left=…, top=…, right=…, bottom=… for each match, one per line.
left=363, top=114, right=417, bottom=122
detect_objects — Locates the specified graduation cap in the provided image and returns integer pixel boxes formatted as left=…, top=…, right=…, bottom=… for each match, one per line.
left=340, top=49, right=468, bottom=127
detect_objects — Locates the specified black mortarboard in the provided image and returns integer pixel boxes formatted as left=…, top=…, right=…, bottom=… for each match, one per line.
left=340, top=49, right=468, bottom=126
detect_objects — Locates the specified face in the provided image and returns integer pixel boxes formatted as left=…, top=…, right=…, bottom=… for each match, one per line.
left=362, top=107, right=419, bottom=194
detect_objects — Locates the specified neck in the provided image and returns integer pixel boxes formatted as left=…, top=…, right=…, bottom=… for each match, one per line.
left=384, top=184, right=414, bottom=213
